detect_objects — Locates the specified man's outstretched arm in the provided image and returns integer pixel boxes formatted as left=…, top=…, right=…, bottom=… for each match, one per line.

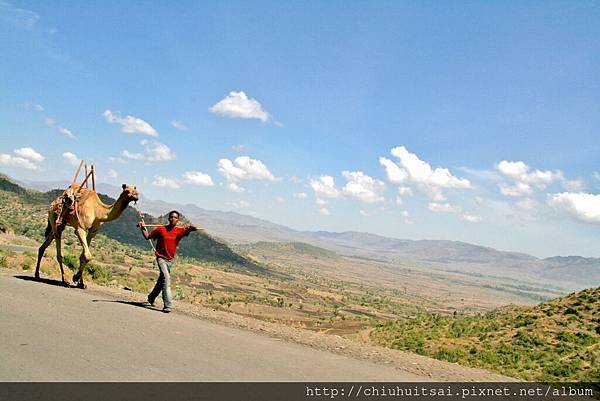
left=137, top=221, right=150, bottom=240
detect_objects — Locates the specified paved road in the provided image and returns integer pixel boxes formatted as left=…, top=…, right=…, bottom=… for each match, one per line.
left=0, top=272, right=427, bottom=381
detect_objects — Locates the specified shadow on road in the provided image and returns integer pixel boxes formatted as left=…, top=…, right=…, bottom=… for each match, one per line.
left=92, top=299, right=160, bottom=312
left=14, top=275, right=74, bottom=288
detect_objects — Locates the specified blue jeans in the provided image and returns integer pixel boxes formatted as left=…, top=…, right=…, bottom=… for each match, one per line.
left=148, top=257, right=173, bottom=309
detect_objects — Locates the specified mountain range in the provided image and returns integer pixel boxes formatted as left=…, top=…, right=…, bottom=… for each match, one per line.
left=15, top=176, right=600, bottom=292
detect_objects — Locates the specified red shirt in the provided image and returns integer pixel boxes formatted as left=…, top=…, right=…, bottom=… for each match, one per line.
left=148, top=226, right=192, bottom=260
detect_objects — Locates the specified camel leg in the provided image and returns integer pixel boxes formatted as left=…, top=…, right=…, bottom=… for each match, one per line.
left=35, top=229, right=54, bottom=279
left=73, top=227, right=91, bottom=289
left=53, top=226, right=69, bottom=286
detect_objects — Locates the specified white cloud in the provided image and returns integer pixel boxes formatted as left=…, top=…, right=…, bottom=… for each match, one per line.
left=562, top=178, right=585, bottom=192
left=218, top=156, right=275, bottom=184
left=309, top=176, right=340, bottom=198
left=109, top=156, right=122, bottom=163
left=341, top=171, right=385, bottom=203
left=516, top=198, right=537, bottom=210
left=152, top=176, right=180, bottom=189
left=359, top=210, right=370, bottom=217
left=276, top=196, right=285, bottom=203
left=121, top=150, right=145, bottom=161
left=428, top=202, right=462, bottom=213
left=398, top=187, right=413, bottom=196
left=497, top=161, right=558, bottom=186
left=594, top=172, right=600, bottom=182
left=496, top=160, right=562, bottom=197
left=209, top=91, right=271, bottom=123
left=427, top=202, right=481, bottom=223
left=58, top=127, right=75, bottom=139
left=226, top=200, right=250, bottom=209
left=217, top=158, right=252, bottom=182
left=171, top=120, right=187, bottom=131
left=140, top=140, right=176, bottom=162
left=183, top=171, right=214, bottom=186
left=226, top=182, right=245, bottom=193
left=0, top=147, right=44, bottom=170
left=396, top=186, right=413, bottom=206
left=548, top=192, right=600, bottom=224
left=234, top=156, right=275, bottom=180
left=104, top=110, right=159, bottom=137
left=14, top=147, right=44, bottom=162
left=462, top=213, right=482, bottom=223
left=0, top=154, right=39, bottom=170
left=0, top=1, right=39, bottom=29
left=106, top=169, right=118, bottom=179
left=62, top=152, right=79, bottom=166
left=457, top=166, right=502, bottom=181
left=232, top=144, right=247, bottom=152
left=293, top=192, right=307, bottom=199
left=380, top=146, right=471, bottom=200
left=28, top=103, right=76, bottom=139
left=499, top=182, right=533, bottom=197
left=318, top=207, right=330, bottom=216
left=379, top=157, right=409, bottom=183
left=316, top=198, right=328, bottom=206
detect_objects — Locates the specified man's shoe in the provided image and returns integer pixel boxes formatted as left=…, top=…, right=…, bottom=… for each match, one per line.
left=162, top=307, right=171, bottom=313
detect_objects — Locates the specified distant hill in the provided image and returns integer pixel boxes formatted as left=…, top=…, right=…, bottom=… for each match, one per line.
left=371, top=286, right=600, bottom=381
left=4, top=172, right=600, bottom=291
left=136, top=196, right=599, bottom=291
left=99, top=204, right=271, bottom=275
left=0, top=174, right=269, bottom=275
left=237, top=241, right=339, bottom=260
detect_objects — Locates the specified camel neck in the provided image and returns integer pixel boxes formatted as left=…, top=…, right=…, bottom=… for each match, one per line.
left=97, top=193, right=129, bottom=222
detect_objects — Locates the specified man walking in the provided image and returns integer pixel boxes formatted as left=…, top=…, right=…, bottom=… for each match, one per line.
left=138, top=210, right=198, bottom=313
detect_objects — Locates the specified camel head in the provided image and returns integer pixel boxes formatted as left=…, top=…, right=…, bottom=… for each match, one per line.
left=121, top=184, right=140, bottom=205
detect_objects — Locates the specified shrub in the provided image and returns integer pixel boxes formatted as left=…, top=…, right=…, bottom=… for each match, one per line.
left=85, top=263, right=110, bottom=283
left=546, top=359, right=582, bottom=378
left=62, top=254, right=78, bottom=271
left=434, top=348, right=462, bottom=363
left=513, top=314, right=537, bottom=328
left=514, top=331, right=546, bottom=347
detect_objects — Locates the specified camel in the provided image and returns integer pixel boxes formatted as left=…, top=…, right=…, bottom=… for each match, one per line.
left=35, top=183, right=139, bottom=288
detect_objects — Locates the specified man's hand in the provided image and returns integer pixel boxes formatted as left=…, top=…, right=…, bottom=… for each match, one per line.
left=138, top=221, right=150, bottom=240
left=187, top=224, right=199, bottom=232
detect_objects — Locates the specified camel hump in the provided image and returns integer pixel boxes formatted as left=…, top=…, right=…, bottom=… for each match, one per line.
left=50, top=184, right=95, bottom=220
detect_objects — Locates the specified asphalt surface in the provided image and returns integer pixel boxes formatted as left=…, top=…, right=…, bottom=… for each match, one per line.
left=0, top=272, right=427, bottom=381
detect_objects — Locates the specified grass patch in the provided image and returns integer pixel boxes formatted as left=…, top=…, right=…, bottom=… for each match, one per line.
left=371, top=287, right=600, bottom=382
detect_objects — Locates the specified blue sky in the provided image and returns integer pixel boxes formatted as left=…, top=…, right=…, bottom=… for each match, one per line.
left=1, top=1, right=599, bottom=257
